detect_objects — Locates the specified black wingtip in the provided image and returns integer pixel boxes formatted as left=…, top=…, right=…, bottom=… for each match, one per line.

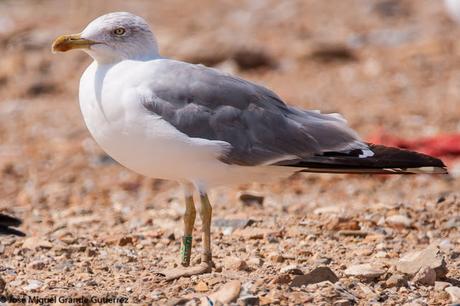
left=284, top=143, right=450, bottom=175
left=0, top=214, right=25, bottom=237
left=0, top=225, right=26, bottom=237
left=0, top=213, right=22, bottom=227
left=367, top=144, right=447, bottom=169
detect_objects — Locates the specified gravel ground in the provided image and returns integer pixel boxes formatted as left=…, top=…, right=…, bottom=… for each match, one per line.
left=0, top=0, right=459, bottom=305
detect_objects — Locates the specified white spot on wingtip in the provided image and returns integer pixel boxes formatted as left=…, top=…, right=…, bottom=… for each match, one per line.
left=359, top=149, right=375, bottom=158
left=406, top=167, right=448, bottom=174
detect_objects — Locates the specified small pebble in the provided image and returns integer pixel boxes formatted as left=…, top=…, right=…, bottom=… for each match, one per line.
left=23, top=280, right=43, bottom=291
left=223, top=257, right=248, bottom=271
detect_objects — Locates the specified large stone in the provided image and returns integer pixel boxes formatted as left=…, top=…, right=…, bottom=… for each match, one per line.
left=344, top=263, right=385, bottom=280
left=206, top=280, right=241, bottom=304
left=385, top=214, right=412, bottom=229
left=290, top=266, right=338, bottom=287
left=445, top=286, right=460, bottom=303
left=396, top=245, right=448, bottom=279
left=413, top=266, right=436, bottom=286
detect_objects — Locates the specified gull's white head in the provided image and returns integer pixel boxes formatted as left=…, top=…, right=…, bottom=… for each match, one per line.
left=52, top=12, right=159, bottom=63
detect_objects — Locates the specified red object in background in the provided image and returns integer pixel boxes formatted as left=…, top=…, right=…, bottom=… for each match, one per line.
left=368, top=131, right=460, bottom=165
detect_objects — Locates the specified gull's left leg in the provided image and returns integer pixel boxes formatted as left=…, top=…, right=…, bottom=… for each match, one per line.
left=198, top=192, right=213, bottom=268
left=160, top=188, right=213, bottom=281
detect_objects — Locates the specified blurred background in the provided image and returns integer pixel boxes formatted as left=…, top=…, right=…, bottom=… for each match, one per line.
left=0, top=0, right=459, bottom=304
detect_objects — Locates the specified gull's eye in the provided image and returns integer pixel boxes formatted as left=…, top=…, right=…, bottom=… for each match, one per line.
left=113, top=28, right=126, bottom=36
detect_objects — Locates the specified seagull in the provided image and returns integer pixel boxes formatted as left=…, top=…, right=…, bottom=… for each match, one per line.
left=0, top=213, right=25, bottom=236
left=52, top=12, right=447, bottom=280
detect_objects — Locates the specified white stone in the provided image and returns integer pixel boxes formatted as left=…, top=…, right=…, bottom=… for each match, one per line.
left=445, top=286, right=460, bottom=303
left=385, top=214, right=412, bottom=228
left=344, top=263, right=385, bottom=279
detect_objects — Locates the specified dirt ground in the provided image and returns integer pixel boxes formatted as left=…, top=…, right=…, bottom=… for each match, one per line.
left=0, top=0, right=459, bottom=305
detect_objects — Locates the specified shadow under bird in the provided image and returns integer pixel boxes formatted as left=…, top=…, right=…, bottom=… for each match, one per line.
left=0, top=213, right=25, bottom=237
left=52, top=12, right=447, bottom=280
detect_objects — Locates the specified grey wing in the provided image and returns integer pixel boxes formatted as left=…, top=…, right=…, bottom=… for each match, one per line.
left=142, top=60, right=368, bottom=166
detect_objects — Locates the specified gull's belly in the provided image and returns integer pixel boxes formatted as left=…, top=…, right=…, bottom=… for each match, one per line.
left=90, top=123, right=181, bottom=180
left=78, top=62, right=213, bottom=181
left=80, top=101, right=215, bottom=181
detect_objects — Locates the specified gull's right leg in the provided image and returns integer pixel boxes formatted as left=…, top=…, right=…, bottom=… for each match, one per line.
left=180, top=192, right=196, bottom=267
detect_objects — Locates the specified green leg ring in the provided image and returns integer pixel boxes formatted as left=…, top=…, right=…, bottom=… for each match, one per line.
left=180, top=235, right=193, bottom=266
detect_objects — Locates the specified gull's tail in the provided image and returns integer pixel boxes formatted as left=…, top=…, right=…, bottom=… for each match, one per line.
left=288, top=144, right=448, bottom=175
left=0, top=213, right=25, bottom=236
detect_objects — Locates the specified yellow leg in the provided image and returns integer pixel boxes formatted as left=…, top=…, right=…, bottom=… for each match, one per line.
left=180, top=195, right=196, bottom=267
left=158, top=188, right=214, bottom=281
left=199, top=193, right=212, bottom=264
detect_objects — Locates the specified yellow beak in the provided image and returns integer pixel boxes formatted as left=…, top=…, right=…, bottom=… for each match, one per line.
left=52, top=34, right=98, bottom=53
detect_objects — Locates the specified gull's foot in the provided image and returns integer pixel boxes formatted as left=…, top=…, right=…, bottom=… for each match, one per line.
left=157, top=262, right=212, bottom=281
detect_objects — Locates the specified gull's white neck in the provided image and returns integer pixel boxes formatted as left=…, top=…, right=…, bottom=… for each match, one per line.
left=85, top=39, right=160, bottom=65
left=88, top=51, right=161, bottom=65
left=94, top=54, right=161, bottom=65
